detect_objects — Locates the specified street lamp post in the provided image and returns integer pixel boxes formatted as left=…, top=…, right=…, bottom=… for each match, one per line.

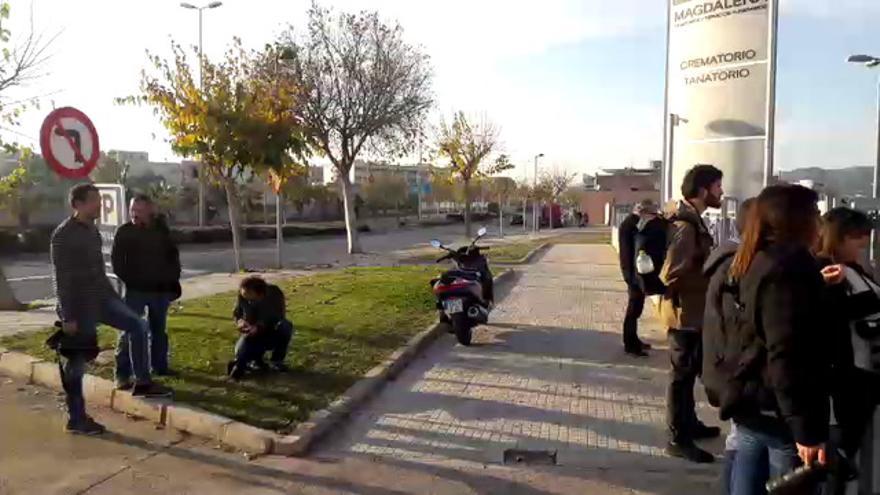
left=665, top=114, right=688, bottom=202
left=180, top=1, right=223, bottom=228
left=273, top=47, right=296, bottom=269
left=847, top=54, right=880, bottom=199
left=533, top=153, right=544, bottom=234
left=847, top=53, right=880, bottom=493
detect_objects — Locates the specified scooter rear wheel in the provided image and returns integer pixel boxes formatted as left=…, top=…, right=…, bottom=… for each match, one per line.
left=451, top=313, right=472, bottom=346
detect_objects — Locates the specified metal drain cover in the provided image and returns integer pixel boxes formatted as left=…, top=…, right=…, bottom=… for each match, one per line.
left=502, top=449, right=557, bottom=465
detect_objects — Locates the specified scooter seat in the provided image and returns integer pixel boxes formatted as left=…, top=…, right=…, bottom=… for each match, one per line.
left=445, top=269, right=482, bottom=281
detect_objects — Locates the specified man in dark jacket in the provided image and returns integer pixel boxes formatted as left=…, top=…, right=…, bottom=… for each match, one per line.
left=229, top=276, right=294, bottom=380
left=660, top=164, right=724, bottom=463
left=112, top=195, right=181, bottom=377
left=53, top=186, right=171, bottom=435
left=618, top=199, right=666, bottom=357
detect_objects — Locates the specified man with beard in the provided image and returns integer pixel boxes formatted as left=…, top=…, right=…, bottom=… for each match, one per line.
left=659, top=164, right=724, bottom=463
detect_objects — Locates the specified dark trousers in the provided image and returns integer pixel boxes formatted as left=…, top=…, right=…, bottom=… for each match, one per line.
left=623, top=285, right=646, bottom=349
left=59, top=353, right=88, bottom=424
left=667, top=328, right=702, bottom=442
left=234, top=320, right=294, bottom=366
left=832, top=368, right=879, bottom=456
left=125, top=291, right=172, bottom=374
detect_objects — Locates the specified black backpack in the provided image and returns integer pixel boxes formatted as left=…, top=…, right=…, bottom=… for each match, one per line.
left=702, top=253, right=773, bottom=420
left=633, top=217, right=669, bottom=295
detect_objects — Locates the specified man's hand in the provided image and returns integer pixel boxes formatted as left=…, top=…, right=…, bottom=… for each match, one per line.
left=796, top=443, right=827, bottom=466
left=821, top=264, right=845, bottom=285
left=61, top=320, right=78, bottom=335
left=236, top=319, right=257, bottom=335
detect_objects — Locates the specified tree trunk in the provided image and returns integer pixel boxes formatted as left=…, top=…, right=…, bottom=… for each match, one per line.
left=498, top=193, right=504, bottom=238
left=463, top=179, right=472, bottom=238
left=339, top=174, right=363, bottom=254
left=275, top=190, right=284, bottom=270
left=222, top=178, right=245, bottom=272
left=0, top=267, right=24, bottom=311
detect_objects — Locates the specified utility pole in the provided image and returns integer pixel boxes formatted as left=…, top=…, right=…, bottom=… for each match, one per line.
left=180, top=2, right=223, bottom=227
left=417, top=142, right=423, bottom=221
left=533, top=153, right=544, bottom=234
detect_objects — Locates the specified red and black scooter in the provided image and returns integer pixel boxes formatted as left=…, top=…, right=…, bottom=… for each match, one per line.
left=429, top=227, right=494, bottom=346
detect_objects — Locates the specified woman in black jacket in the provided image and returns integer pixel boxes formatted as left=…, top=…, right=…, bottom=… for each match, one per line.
left=816, top=207, right=880, bottom=494
left=710, top=185, right=829, bottom=494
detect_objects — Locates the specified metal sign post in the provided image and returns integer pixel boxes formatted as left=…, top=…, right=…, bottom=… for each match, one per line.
left=95, top=184, right=127, bottom=295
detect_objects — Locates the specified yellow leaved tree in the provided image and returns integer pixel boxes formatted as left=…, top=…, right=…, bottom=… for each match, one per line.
left=435, top=112, right=512, bottom=237
left=121, top=39, right=313, bottom=271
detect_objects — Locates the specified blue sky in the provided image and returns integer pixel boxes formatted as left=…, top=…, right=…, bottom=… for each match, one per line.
left=3, top=0, right=878, bottom=178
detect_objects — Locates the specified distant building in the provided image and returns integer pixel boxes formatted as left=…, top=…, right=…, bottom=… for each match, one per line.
left=352, top=160, right=430, bottom=188
left=108, top=150, right=183, bottom=187
left=579, top=161, right=662, bottom=226
left=107, top=150, right=149, bottom=166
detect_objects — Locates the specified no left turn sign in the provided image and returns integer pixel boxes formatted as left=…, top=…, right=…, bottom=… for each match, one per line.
left=39, top=106, right=100, bottom=179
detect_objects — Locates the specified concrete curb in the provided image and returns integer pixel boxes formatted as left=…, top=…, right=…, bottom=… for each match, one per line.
left=0, top=270, right=515, bottom=456
left=512, top=242, right=550, bottom=265
left=274, top=268, right=515, bottom=456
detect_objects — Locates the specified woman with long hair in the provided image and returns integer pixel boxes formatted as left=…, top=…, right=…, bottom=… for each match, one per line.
left=704, top=184, right=829, bottom=494
left=816, top=207, right=880, bottom=494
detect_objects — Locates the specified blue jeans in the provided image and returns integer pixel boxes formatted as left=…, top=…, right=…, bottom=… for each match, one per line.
left=730, top=423, right=798, bottom=495
left=125, top=291, right=172, bottom=374
left=77, top=297, right=151, bottom=385
left=59, top=353, right=88, bottom=423
left=234, top=320, right=294, bottom=367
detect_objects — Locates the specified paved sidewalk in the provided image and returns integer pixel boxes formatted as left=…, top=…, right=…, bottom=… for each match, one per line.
left=314, top=244, right=723, bottom=493
left=0, top=243, right=723, bottom=494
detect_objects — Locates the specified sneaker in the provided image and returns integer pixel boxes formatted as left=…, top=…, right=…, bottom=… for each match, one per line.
left=248, top=360, right=269, bottom=372
left=65, top=417, right=106, bottom=436
left=638, top=341, right=653, bottom=350
left=228, top=363, right=245, bottom=381
left=665, top=441, right=715, bottom=464
left=131, top=382, right=173, bottom=398
left=269, top=361, right=289, bottom=372
left=691, top=422, right=722, bottom=440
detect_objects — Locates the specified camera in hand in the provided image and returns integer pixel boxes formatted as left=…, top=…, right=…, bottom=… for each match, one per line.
left=766, top=462, right=827, bottom=495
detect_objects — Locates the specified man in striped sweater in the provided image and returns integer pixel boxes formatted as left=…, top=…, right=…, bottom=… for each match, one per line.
left=51, top=184, right=171, bottom=435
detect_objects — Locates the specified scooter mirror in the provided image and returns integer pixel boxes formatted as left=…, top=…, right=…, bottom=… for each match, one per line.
left=430, top=239, right=443, bottom=249
left=477, top=227, right=487, bottom=237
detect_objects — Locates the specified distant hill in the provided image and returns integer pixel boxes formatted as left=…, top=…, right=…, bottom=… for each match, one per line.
left=778, top=166, right=873, bottom=198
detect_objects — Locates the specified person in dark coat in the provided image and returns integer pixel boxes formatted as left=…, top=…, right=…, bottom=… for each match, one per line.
left=701, top=198, right=758, bottom=494
left=112, top=195, right=181, bottom=377
left=660, top=165, right=724, bottom=464
left=708, top=185, right=830, bottom=493
left=228, top=276, right=294, bottom=380
left=618, top=199, right=666, bottom=357
left=816, top=207, right=880, bottom=494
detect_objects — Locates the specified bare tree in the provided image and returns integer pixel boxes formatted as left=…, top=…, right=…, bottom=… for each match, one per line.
left=537, top=167, right=577, bottom=228
left=279, top=4, right=433, bottom=253
left=435, top=112, right=511, bottom=236
left=0, top=2, right=56, bottom=310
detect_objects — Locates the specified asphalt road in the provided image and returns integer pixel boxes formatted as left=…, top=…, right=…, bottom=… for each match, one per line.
left=2, top=223, right=521, bottom=302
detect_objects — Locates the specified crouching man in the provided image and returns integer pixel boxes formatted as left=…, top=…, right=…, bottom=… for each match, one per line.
left=228, top=276, right=293, bottom=380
